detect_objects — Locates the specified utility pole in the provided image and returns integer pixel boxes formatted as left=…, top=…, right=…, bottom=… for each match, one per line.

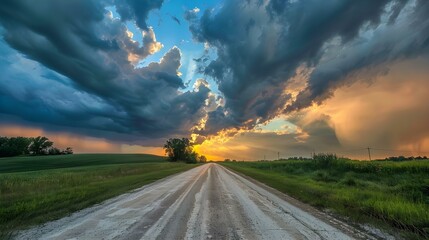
left=278, top=152, right=280, bottom=160
left=264, top=155, right=266, bottom=161
left=367, top=147, right=372, bottom=161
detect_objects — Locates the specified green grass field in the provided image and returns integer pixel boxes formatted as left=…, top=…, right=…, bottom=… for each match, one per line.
left=221, top=158, right=429, bottom=239
left=0, top=154, right=198, bottom=236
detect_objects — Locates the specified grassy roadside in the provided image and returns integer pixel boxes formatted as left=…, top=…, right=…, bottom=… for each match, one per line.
left=0, top=154, right=198, bottom=236
left=221, top=159, right=429, bottom=239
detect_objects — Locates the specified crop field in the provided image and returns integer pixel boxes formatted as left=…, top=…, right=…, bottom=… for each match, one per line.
left=0, top=154, right=197, bottom=236
left=221, top=157, right=429, bottom=239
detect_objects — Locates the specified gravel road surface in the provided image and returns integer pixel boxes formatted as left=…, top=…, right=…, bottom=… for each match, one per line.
left=16, top=163, right=372, bottom=240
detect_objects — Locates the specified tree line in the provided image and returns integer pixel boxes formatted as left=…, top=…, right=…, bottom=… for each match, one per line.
left=0, top=136, right=73, bottom=158
left=384, top=155, right=428, bottom=161
left=163, top=138, right=207, bottom=163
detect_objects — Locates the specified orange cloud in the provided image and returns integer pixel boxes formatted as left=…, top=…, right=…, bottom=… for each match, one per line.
left=195, top=58, right=429, bottom=160
left=318, top=58, right=429, bottom=155
left=120, top=144, right=165, bottom=156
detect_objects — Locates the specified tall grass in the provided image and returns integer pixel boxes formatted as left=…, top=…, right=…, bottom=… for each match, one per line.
left=222, top=157, right=429, bottom=239
left=0, top=154, right=196, bottom=237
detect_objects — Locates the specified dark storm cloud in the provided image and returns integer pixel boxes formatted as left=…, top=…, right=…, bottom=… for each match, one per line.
left=114, top=0, right=164, bottom=30
left=290, top=0, right=429, bottom=111
left=188, top=0, right=429, bottom=135
left=2, top=0, right=429, bottom=148
left=0, top=0, right=210, bottom=145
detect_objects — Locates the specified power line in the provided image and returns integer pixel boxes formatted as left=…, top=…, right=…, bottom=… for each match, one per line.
left=320, top=147, right=429, bottom=155
left=371, top=148, right=429, bottom=155
left=264, top=146, right=429, bottom=161
left=335, top=148, right=367, bottom=153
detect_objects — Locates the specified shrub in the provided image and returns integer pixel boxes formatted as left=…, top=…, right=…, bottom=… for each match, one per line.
left=313, top=153, right=338, bottom=168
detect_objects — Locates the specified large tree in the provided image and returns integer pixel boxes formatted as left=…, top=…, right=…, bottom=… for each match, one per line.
left=0, top=136, right=31, bottom=157
left=164, top=138, right=193, bottom=162
left=0, top=135, right=73, bottom=157
left=163, top=138, right=206, bottom=163
left=29, top=136, right=53, bottom=155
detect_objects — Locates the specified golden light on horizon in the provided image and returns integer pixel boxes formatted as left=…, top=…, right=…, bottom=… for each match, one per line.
left=0, top=125, right=122, bottom=153
left=192, top=58, right=429, bottom=161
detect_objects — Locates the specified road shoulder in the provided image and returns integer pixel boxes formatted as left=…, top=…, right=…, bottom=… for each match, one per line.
left=219, top=164, right=393, bottom=240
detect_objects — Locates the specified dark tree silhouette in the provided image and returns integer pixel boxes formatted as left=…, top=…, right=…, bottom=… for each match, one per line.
left=164, top=138, right=192, bottom=162
left=64, top=147, right=73, bottom=155
left=0, top=136, right=31, bottom=157
left=163, top=138, right=207, bottom=163
left=199, top=155, right=207, bottom=163
left=48, top=147, right=61, bottom=155
left=29, top=136, right=53, bottom=155
left=0, top=136, right=73, bottom=158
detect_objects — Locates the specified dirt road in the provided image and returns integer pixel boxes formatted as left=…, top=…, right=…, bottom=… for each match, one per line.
left=17, top=163, right=370, bottom=240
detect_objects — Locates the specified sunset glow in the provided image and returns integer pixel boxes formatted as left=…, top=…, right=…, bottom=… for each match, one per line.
left=1, top=0, right=428, bottom=160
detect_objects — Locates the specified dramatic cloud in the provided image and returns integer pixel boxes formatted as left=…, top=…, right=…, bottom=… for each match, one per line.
left=197, top=57, right=429, bottom=160
left=1, top=0, right=428, bottom=157
left=0, top=0, right=211, bottom=145
left=114, top=0, right=164, bottom=30
left=188, top=0, right=429, bottom=136
left=291, top=0, right=429, bottom=110
left=317, top=58, right=429, bottom=156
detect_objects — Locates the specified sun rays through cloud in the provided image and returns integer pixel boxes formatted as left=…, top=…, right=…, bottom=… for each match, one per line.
left=0, top=0, right=428, bottom=160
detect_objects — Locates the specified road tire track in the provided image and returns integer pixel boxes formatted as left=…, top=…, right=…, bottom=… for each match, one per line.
left=16, top=163, right=375, bottom=240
